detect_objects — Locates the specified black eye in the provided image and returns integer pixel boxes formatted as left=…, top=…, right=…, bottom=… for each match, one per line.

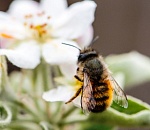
left=78, top=54, right=84, bottom=60
left=78, top=53, right=88, bottom=61
left=78, top=54, right=82, bottom=59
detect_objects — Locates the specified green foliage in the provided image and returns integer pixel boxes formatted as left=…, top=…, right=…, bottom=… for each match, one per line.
left=0, top=103, right=12, bottom=128
left=106, top=51, right=150, bottom=87
left=1, top=51, right=150, bottom=129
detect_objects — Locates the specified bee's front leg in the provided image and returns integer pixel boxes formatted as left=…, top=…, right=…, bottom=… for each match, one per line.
left=74, top=75, right=83, bottom=82
left=65, top=87, right=82, bottom=104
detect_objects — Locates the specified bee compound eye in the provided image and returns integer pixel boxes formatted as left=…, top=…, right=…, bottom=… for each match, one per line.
left=78, top=54, right=82, bottom=59
left=78, top=54, right=85, bottom=60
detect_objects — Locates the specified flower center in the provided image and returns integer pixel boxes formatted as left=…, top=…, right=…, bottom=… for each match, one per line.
left=30, top=23, right=47, bottom=38
left=24, top=11, right=52, bottom=43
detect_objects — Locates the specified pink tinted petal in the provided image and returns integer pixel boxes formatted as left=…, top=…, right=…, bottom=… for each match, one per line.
left=0, top=41, right=40, bottom=69
left=0, top=38, right=11, bottom=48
left=77, top=26, right=94, bottom=48
left=42, top=39, right=79, bottom=65
left=8, top=0, right=39, bottom=19
left=42, top=86, right=74, bottom=102
left=51, top=1, right=96, bottom=39
left=40, top=0, right=67, bottom=18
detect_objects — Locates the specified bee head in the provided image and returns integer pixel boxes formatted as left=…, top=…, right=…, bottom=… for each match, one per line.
left=61, top=43, right=98, bottom=63
left=78, top=47, right=98, bottom=62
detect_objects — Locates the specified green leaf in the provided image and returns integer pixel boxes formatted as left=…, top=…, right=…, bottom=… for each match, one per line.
left=0, top=103, right=12, bottom=128
left=86, top=96, right=150, bottom=127
left=105, top=51, right=150, bottom=87
left=7, top=121, right=43, bottom=130
left=111, top=96, right=150, bottom=114
left=0, top=56, right=7, bottom=93
left=80, top=123, right=116, bottom=130
left=0, top=58, right=2, bottom=93
left=0, top=56, right=16, bottom=102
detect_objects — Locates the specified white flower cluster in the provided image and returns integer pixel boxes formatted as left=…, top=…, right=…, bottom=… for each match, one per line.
left=0, top=0, right=97, bottom=107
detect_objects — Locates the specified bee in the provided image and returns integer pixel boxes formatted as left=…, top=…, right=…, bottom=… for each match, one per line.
left=62, top=43, right=128, bottom=114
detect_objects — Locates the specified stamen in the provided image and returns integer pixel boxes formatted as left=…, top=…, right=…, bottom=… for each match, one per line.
left=37, top=11, right=45, bottom=16
left=25, top=14, right=33, bottom=19
left=22, top=12, right=50, bottom=41
left=47, top=16, right=51, bottom=19
left=24, top=22, right=27, bottom=26
left=0, top=33, right=14, bottom=39
left=30, top=24, right=34, bottom=29
left=41, top=23, right=47, bottom=28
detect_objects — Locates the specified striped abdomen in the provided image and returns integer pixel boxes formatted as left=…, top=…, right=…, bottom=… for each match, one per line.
left=89, top=82, right=113, bottom=113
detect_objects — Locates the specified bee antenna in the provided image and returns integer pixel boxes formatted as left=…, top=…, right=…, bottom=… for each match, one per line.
left=62, top=43, right=81, bottom=51
left=90, top=36, right=99, bottom=45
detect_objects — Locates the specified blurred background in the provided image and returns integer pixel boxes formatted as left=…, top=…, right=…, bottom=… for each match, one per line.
left=0, top=0, right=150, bottom=129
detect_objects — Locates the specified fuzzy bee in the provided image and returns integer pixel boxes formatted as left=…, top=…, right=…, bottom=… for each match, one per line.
left=62, top=43, right=128, bottom=114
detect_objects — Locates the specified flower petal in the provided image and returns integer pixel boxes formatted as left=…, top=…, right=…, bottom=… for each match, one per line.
left=51, top=1, right=97, bottom=39
left=40, top=0, right=67, bottom=18
left=0, top=11, right=27, bottom=40
left=72, top=95, right=81, bottom=108
left=76, top=26, right=94, bottom=48
left=43, top=86, right=81, bottom=108
left=7, top=0, right=39, bottom=19
left=42, top=86, right=73, bottom=102
left=59, top=62, right=77, bottom=79
left=42, top=39, right=79, bottom=65
left=0, top=41, right=40, bottom=69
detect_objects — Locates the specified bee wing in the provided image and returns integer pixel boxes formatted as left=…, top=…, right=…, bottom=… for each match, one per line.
left=110, top=75, right=128, bottom=108
left=81, top=72, right=96, bottom=115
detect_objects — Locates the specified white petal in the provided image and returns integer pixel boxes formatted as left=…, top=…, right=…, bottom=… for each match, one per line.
left=40, top=0, right=67, bottom=18
left=0, top=11, right=10, bottom=20
left=42, top=39, right=79, bottom=65
left=0, top=11, right=27, bottom=39
left=42, top=86, right=73, bottom=102
left=0, top=41, right=40, bottom=69
left=59, top=62, right=77, bottom=79
left=51, top=1, right=97, bottom=39
left=76, top=26, right=94, bottom=48
left=71, top=95, right=81, bottom=108
left=8, top=0, right=39, bottom=19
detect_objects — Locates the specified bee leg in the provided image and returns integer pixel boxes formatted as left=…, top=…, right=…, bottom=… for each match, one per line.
left=74, top=75, right=83, bottom=82
left=65, top=87, right=82, bottom=104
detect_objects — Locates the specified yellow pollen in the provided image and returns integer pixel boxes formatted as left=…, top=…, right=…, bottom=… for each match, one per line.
left=29, top=23, right=48, bottom=39
left=74, top=78, right=83, bottom=91
left=30, top=24, right=33, bottom=29
left=35, top=24, right=46, bottom=34
left=0, top=33, right=14, bottom=39
left=24, top=22, right=27, bottom=26
left=25, top=14, right=33, bottom=19
left=47, top=16, right=51, bottom=19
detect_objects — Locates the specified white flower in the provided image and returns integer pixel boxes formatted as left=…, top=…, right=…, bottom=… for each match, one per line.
left=0, top=0, right=97, bottom=69
left=42, top=79, right=82, bottom=107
